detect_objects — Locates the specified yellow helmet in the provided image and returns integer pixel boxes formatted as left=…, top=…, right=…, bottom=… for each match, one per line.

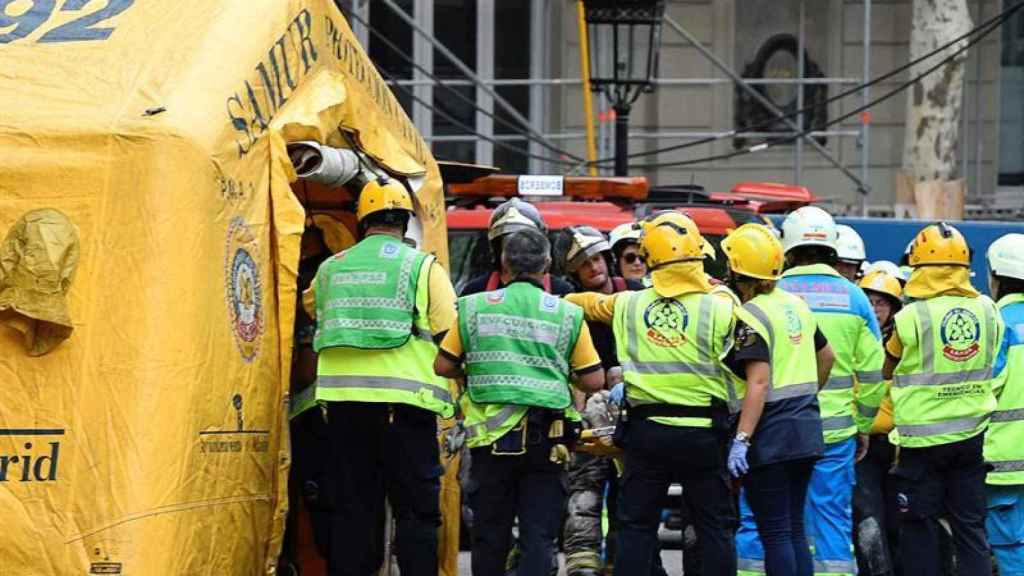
left=638, top=212, right=703, bottom=269
left=721, top=223, right=785, bottom=280
left=908, top=222, right=970, bottom=267
left=356, top=179, right=414, bottom=222
left=701, top=238, right=717, bottom=260
left=859, top=270, right=903, bottom=302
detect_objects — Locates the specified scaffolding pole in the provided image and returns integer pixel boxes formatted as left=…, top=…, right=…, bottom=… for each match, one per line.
left=663, top=14, right=868, bottom=191
left=378, top=0, right=558, bottom=155
left=795, top=0, right=805, bottom=185
left=861, top=0, right=872, bottom=216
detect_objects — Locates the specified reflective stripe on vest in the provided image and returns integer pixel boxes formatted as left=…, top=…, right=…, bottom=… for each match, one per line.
left=465, top=404, right=524, bottom=441
left=616, top=290, right=733, bottom=424
left=739, top=555, right=855, bottom=575
left=621, top=361, right=720, bottom=376
left=992, top=460, right=1024, bottom=473
left=766, top=382, right=819, bottom=402
left=895, top=368, right=993, bottom=388
left=991, top=408, right=1024, bottom=423
left=742, top=300, right=818, bottom=401
left=857, top=402, right=880, bottom=418
left=822, top=375, right=854, bottom=391
left=466, top=350, right=568, bottom=375
left=314, top=235, right=425, bottom=351
left=892, top=297, right=1000, bottom=448
left=857, top=370, right=884, bottom=384
left=822, top=415, right=856, bottom=431
left=460, top=283, right=580, bottom=410
left=318, top=375, right=454, bottom=405
left=900, top=415, right=988, bottom=438
left=814, top=559, right=857, bottom=575
left=893, top=301, right=996, bottom=389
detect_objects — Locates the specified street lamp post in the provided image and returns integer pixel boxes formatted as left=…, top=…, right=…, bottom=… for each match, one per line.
left=581, top=0, right=666, bottom=176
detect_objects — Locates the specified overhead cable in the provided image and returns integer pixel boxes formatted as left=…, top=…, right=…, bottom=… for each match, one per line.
left=349, top=3, right=585, bottom=163
left=374, top=65, right=583, bottom=167
left=586, top=0, right=1023, bottom=166
left=623, top=6, right=1009, bottom=171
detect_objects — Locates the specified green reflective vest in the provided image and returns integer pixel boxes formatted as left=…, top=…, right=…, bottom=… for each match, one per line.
left=780, top=264, right=887, bottom=444
left=734, top=288, right=820, bottom=404
left=612, top=288, right=735, bottom=428
left=314, top=234, right=426, bottom=351
left=891, top=295, right=1002, bottom=448
left=458, top=282, right=582, bottom=410
left=314, top=235, right=454, bottom=418
left=986, top=293, right=1024, bottom=484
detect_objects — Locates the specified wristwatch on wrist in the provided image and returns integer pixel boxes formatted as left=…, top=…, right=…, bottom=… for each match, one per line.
left=735, top=431, right=751, bottom=445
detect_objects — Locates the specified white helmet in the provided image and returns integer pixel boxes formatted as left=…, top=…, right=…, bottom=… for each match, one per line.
left=863, top=260, right=907, bottom=282
left=835, top=224, right=866, bottom=263
left=988, top=233, right=1024, bottom=281
left=609, top=222, right=642, bottom=252
left=780, top=206, right=838, bottom=254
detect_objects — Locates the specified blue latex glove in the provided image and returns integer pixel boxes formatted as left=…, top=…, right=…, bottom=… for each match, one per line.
left=727, top=439, right=750, bottom=478
left=609, top=383, right=625, bottom=406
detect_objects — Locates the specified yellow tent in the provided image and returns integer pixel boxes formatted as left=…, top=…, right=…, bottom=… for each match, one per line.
left=0, top=1, right=457, bottom=574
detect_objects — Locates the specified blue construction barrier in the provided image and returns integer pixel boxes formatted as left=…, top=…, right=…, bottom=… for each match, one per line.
left=766, top=216, right=1024, bottom=295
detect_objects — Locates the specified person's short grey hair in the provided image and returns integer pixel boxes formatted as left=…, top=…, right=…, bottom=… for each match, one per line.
left=502, top=228, right=551, bottom=276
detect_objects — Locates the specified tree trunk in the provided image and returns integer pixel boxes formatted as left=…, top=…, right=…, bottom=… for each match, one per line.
left=899, top=0, right=972, bottom=217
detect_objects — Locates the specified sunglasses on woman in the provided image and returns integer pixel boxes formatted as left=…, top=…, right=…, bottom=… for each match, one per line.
left=622, top=253, right=642, bottom=264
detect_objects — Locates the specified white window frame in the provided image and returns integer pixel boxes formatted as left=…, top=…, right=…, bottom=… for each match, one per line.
left=365, top=0, right=551, bottom=173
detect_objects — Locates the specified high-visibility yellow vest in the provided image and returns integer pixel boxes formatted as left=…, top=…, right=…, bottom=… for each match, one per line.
left=985, top=293, right=1024, bottom=484
left=891, top=295, right=1002, bottom=448
left=734, top=288, right=821, bottom=405
left=314, top=242, right=454, bottom=418
left=612, top=289, right=735, bottom=428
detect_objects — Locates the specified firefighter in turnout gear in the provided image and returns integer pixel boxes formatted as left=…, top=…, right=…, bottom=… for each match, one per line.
left=565, top=211, right=740, bottom=576
left=883, top=222, right=1004, bottom=576
left=985, top=233, right=1024, bottom=576
left=302, top=178, right=458, bottom=576
left=434, top=227, right=605, bottom=576
left=561, top=225, right=645, bottom=576
left=765, top=207, right=886, bottom=576
left=724, top=223, right=833, bottom=576
left=461, top=197, right=575, bottom=296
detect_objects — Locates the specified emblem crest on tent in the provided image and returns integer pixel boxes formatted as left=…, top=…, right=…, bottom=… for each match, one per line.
left=224, top=217, right=264, bottom=362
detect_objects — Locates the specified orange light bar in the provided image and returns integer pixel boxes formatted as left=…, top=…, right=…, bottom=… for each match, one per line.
left=447, top=175, right=649, bottom=201
left=729, top=182, right=818, bottom=203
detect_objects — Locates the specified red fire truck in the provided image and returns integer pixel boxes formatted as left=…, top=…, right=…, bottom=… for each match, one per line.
left=444, top=172, right=816, bottom=292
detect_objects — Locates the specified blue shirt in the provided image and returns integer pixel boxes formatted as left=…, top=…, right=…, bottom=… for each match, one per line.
left=993, top=299, right=1024, bottom=380
left=777, top=264, right=881, bottom=339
